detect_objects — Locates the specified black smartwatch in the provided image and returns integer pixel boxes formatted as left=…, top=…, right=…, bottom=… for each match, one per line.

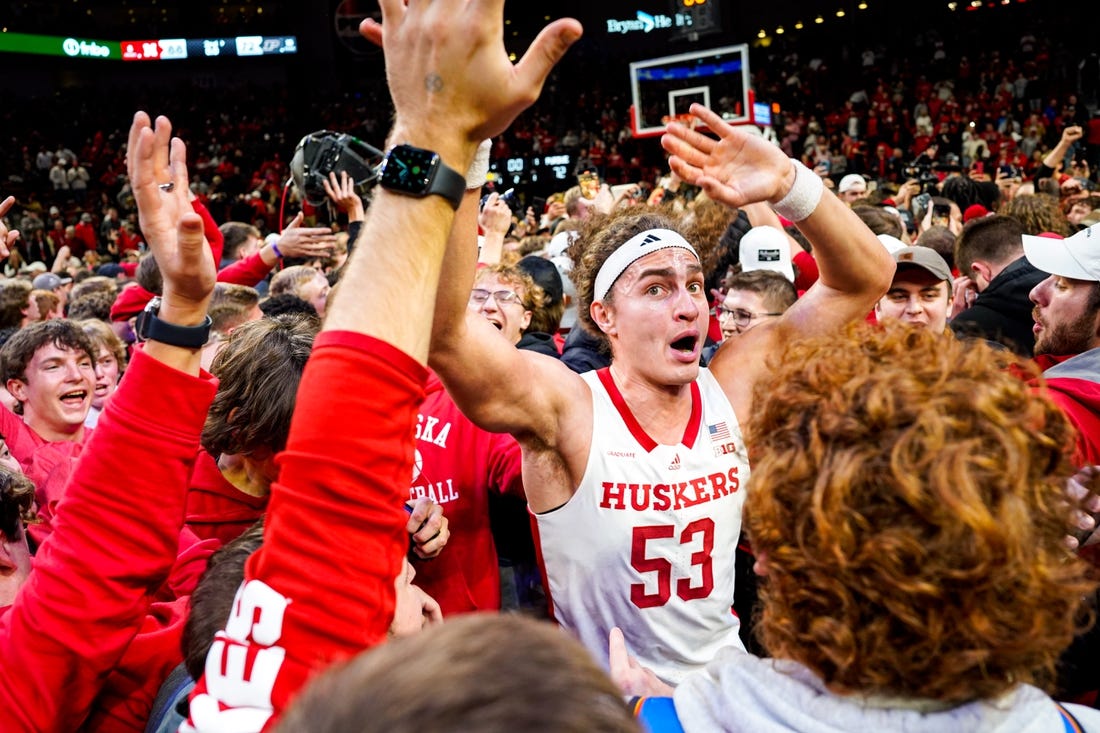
left=377, top=144, right=465, bottom=210
left=138, top=296, right=212, bottom=349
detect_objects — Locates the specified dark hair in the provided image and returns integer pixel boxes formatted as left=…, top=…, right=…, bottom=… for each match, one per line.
left=915, top=225, right=958, bottom=272
left=201, top=315, right=318, bottom=457
left=954, top=214, right=1025, bottom=276
left=0, top=279, right=32, bottom=330
left=135, top=254, right=163, bottom=296
left=516, top=256, right=563, bottom=334
left=182, top=519, right=265, bottom=680
left=0, top=466, right=36, bottom=541
left=941, top=175, right=986, bottom=212
left=259, top=293, right=321, bottom=321
left=852, top=204, right=903, bottom=238
left=67, top=291, right=116, bottom=322
left=1, top=320, right=97, bottom=414
left=219, top=221, right=262, bottom=261
left=274, top=614, right=638, bottom=733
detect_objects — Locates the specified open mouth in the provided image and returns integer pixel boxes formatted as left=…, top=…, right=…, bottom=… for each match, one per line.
left=59, top=390, right=88, bottom=407
left=671, top=335, right=697, bottom=353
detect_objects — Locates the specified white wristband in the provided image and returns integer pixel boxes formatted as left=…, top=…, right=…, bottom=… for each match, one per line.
left=466, top=139, right=492, bottom=190
left=769, top=160, right=824, bottom=222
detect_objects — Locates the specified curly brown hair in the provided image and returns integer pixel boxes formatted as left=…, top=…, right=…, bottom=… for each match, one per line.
left=566, top=206, right=712, bottom=350
left=1000, top=193, right=1071, bottom=236
left=745, top=322, right=1096, bottom=704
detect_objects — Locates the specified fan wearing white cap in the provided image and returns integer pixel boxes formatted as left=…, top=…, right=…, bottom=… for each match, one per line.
left=739, top=226, right=795, bottom=282
left=428, top=102, right=895, bottom=685
left=1022, top=223, right=1100, bottom=463
left=837, top=174, right=869, bottom=204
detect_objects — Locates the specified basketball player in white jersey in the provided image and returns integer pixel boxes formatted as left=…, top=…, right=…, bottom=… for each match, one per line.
left=429, top=104, right=896, bottom=683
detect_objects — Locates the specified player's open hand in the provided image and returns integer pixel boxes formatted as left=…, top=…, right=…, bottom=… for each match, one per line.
left=662, top=103, right=794, bottom=210
left=360, top=0, right=583, bottom=152
left=127, top=112, right=215, bottom=317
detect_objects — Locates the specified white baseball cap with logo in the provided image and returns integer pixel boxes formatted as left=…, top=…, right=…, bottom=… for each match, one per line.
left=739, top=226, right=795, bottom=282
left=1022, top=224, right=1100, bottom=281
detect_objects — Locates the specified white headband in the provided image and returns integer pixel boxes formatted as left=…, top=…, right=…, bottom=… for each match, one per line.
left=593, top=229, right=699, bottom=302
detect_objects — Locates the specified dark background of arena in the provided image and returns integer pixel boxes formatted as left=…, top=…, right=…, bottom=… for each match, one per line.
left=0, top=0, right=1087, bottom=204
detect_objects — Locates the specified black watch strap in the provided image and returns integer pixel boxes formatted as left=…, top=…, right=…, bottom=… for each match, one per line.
left=140, top=297, right=212, bottom=349
left=430, top=163, right=466, bottom=210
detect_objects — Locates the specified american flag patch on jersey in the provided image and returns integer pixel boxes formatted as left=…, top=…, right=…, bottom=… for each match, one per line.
left=708, top=422, right=731, bottom=441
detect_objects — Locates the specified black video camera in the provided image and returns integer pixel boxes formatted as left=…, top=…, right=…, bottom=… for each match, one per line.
left=290, top=131, right=385, bottom=207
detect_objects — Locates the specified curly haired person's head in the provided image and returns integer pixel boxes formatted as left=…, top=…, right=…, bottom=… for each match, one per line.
left=745, top=322, right=1096, bottom=704
left=1000, top=193, right=1071, bottom=237
left=566, top=208, right=693, bottom=349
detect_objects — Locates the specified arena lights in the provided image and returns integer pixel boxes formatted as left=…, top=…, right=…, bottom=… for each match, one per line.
left=754, top=1, right=868, bottom=44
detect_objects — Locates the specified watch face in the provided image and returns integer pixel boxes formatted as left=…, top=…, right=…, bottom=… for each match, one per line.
left=380, top=145, right=438, bottom=195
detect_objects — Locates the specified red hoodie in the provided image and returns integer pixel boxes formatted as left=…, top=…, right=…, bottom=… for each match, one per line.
left=1033, top=350, right=1100, bottom=465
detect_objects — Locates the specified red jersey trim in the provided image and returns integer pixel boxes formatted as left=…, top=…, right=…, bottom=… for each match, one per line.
left=595, top=368, right=702, bottom=452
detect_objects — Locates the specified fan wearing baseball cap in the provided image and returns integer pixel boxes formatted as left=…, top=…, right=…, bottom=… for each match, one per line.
left=874, top=246, right=953, bottom=333
left=837, top=174, right=869, bottom=204
left=1023, top=223, right=1100, bottom=463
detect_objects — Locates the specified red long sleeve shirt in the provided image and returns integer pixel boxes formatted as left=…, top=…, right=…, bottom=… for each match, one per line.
left=185, top=332, right=424, bottom=732
left=0, top=348, right=218, bottom=732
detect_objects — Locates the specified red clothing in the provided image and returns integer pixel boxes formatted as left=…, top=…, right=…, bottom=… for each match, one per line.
left=185, top=450, right=268, bottom=546
left=0, top=347, right=218, bottom=732
left=410, top=370, right=523, bottom=615
left=110, top=282, right=155, bottom=322
left=186, top=332, right=423, bottom=732
left=109, top=200, right=226, bottom=322
left=0, top=405, right=88, bottom=546
left=1033, top=350, right=1100, bottom=465
left=73, top=221, right=97, bottom=256
left=793, top=250, right=820, bottom=293
left=217, top=251, right=274, bottom=288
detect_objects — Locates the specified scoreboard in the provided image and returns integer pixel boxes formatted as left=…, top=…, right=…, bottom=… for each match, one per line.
left=0, top=31, right=297, bottom=62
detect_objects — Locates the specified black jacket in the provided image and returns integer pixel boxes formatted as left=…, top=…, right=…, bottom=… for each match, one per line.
left=560, top=326, right=611, bottom=374
left=950, top=256, right=1046, bottom=356
left=516, top=331, right=560, bottom=359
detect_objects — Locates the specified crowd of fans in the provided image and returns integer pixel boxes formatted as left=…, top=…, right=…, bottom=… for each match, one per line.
left=3, top=2, right=1100, bottom=732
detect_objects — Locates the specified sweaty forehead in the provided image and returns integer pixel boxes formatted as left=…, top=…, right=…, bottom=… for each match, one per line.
left=617, top=247, right=701, bottom=282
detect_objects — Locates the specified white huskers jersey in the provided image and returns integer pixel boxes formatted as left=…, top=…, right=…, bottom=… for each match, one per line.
left=534, top=367, right=749, bottom=685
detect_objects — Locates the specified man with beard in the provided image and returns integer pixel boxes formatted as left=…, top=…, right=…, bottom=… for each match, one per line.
left=1023, top=223, right=1100, bottom=463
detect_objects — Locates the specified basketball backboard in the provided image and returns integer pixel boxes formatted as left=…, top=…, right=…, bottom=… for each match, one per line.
left=629, top=44, right=751, bottom=138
